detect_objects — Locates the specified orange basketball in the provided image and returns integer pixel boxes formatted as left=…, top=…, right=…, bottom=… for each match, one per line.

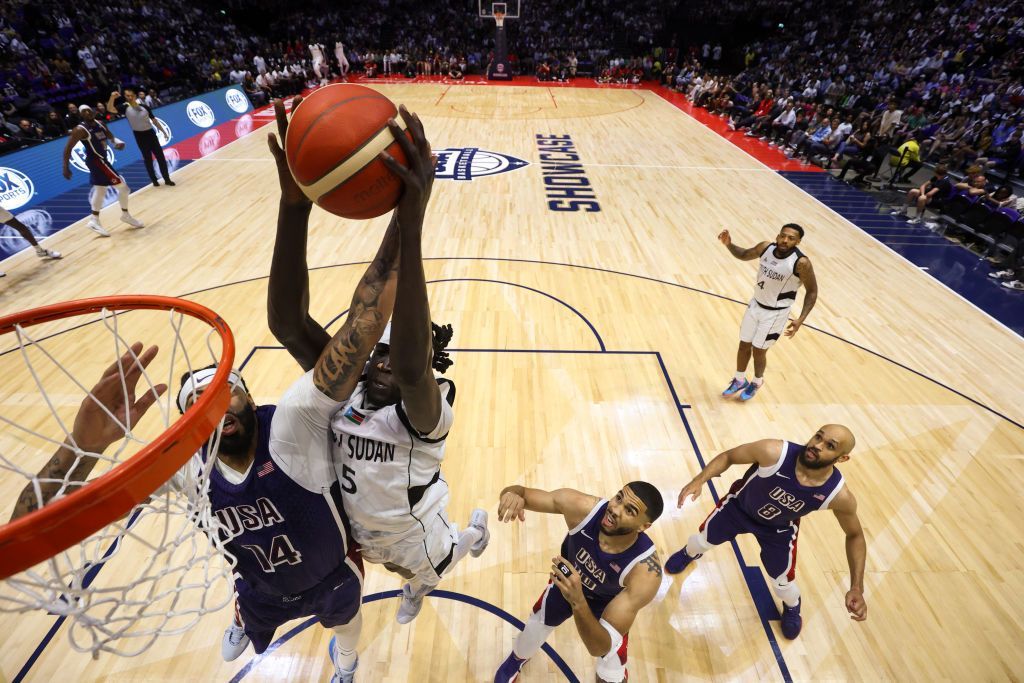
left=285, top=84, right=412, bottom=219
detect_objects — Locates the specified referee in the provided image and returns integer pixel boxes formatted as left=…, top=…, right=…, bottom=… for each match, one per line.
left=107, top=88, right=175, bottom=187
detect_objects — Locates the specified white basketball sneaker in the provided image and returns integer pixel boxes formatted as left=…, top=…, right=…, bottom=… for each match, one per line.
left=35, top=246, right=62, bottom=259
left=221, top=620, right=250, bottom=661
left=396, top=583, right=424, bottom=624
left=328, top=636, right=358, bottom=683
left=469, top=508, right=490, bottom=558
left=121, top=211, right=145, bottom=228
left=87, top=217, right=110, bottom=237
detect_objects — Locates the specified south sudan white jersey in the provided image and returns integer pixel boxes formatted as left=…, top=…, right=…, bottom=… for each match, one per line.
left=309, top=43, right=325, bottom=62
left=329, top=377, right=455, bottom=534
left=753, top=244, right=804, bottom=309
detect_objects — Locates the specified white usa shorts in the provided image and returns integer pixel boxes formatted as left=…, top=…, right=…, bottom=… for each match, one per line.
left=739, top=299, right=791, bottom=349
left=351, top=506, right=458, bottom=589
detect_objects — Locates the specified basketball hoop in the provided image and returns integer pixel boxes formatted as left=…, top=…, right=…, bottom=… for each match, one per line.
left=0, top=295, right=237, bottom=656
left=494, top=10, right=506, bottom=27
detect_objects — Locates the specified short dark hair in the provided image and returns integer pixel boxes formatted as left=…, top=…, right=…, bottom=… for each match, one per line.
left=626, top=481, right=663, bottom=523
left=781, top=222, right=805, bottom=239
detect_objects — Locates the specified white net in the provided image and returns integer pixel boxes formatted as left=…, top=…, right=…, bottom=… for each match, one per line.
left=0, top=302, right=235, bottom=657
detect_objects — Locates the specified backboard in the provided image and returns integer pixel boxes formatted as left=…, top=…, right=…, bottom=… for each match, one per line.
left=479, top=0, right=520, bottom=19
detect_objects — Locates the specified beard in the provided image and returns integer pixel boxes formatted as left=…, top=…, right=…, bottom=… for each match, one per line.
left=798, top=450, right=835, bottom=470
left=218, top=403, right=257, bottom=456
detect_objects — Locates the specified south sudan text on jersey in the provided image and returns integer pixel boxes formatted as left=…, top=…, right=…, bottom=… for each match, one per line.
left=333, top=432, right=396, bottom=462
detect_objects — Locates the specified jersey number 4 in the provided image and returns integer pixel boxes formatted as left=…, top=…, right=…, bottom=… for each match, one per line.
left=242, top=535, right=303, bottom=572
left=757, top=280, right=765, bottom=289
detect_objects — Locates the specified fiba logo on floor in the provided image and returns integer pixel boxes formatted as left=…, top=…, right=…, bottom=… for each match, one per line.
left=225, top=88, right=249, bottom=113
left=70, top=141, right=115, bottom=173
left=155, top=118, right=172, bottom=146
left=200, top=129, right=222, bottom=156
left=434, top=147, right=528, bottom=181
left=0, top=167, right=35, bottom=210
left=186, top=101, right=216, bottom=128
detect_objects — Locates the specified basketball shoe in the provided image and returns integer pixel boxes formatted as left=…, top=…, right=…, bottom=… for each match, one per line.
left=494, top=652, right=527, bottom=682
left=781, top=600, right=802, bottom=639
left=665, top=548, right=702, bottom=575
left=35, top=246, right=61, bottom=259
left=740, top=380, right=762, bottom=401
left=470, top=508, right=490, bottom=558
left=396, top=583, right=424, bottom=624
left=87, top=216, right=110, bottom=237
left=221, top=619, right=250, bottom=661
left=722, top=378, right=749, bottom=397
left=328, top=636, right=358, bottom=683
left=121, top=211, right=144, bottom=228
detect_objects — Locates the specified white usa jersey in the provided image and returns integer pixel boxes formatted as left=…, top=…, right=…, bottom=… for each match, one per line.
left=330, top=377, right=455, bottom=533
left=753, top=244, right=804, bottom=308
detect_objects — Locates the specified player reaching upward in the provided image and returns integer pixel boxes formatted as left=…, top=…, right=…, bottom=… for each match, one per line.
left=664, top=425, right=868, bottom=638
left=495, top=483, right=664, bottom=683
left=718, top=223, right=817, bottom=401
left=60, top=104, right=144, bottom=237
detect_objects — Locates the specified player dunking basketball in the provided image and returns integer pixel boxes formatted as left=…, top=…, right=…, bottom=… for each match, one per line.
left=495, top=483, right=664, bottom=683
left=664, top=425, right=868, bottom=638
left=60, top=104, right=144, bottom=237
left=266, top=98, right=488, bottom=636
left=718, top=223, right=817, bottom=401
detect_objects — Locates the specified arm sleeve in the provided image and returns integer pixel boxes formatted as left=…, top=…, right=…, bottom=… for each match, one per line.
left=268, top=371, right=345, bottom=492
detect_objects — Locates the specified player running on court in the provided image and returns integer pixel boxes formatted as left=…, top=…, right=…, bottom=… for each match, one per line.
left=718, top=223, right=817, bottom=401
left=664, top=425, right=868, bottom=638
left=495, top=482, right=664, bottom=683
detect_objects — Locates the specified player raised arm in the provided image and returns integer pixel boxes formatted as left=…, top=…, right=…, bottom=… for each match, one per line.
left=550, top=549, right=662, bottom=657
left=785, top=257, right=818, bottom=338
left=677, top=438, right=783, bottom=506
left=829, top=487, right=868, bottom=621
left=378, top=105, right=441, bottom=434
left=498, top=485, right=600, bottom=527
left=718, top=229, right=770, bottom=261
left=10, top=343, right=166, bottom=521
left=265, top=97, right=332, bottom=371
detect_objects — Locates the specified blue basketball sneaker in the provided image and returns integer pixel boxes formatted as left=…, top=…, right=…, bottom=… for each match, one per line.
left=722, top=378, right=749, bottom=397
left=328, top=636, right=358, bottom=683
left=495, top=652, right=527, bottom=682
left=740, top=380, right=762, bottom=401
left=665, top=548, right=702, bottom=575
left=780, top=600, right=802, bottom=639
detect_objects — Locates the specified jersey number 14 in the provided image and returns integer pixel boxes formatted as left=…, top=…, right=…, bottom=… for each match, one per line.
left=242, top=534, right=303, bottom=572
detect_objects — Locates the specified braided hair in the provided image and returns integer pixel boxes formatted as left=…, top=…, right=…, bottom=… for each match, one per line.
left=431, top=322, right=454, bottom=374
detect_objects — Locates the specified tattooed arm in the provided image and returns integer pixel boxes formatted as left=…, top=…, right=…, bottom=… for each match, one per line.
left=311, top=218, right=400, bottom=400
left=10, top=343, right=167, bottom=521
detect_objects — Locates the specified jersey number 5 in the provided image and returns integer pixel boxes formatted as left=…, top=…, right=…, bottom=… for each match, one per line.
left=340, top=464, right=357, bottom=494
left=242, top=534, right=303, bottom=572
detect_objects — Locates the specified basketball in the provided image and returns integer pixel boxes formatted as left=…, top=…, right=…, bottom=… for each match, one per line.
left=284, top=84, right=412, bottom=219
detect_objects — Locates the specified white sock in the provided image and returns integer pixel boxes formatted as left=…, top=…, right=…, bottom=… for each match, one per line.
left=734, top=371, right=746, bottom=382
left=331, top=612, right=361, bottom=670
left=449, top=525, right=484, bottom=566
left=773, top=578, right=800, bottom=608
left=753, top=376, right=764, bottom=386
left=512, top=609, right=556, bottom=660
left=116, top=182, right=130, bottom=210
left=686, top=531, right=713, bottom=558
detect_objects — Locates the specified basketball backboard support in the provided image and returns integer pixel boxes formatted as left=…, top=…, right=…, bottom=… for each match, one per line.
left=479, top=0, right=519, bottom=19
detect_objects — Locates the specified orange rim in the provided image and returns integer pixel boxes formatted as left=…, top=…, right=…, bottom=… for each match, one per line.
left=0, top=295, right=234, bottom=580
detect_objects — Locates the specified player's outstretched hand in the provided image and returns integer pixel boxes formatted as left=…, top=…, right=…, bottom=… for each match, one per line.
left=266, top=97, right=312, bottom=208
left=845, top=589, right=867, bottom=621
left=498, top=489, right=526, bottom=522
left=677, top=479, right=703, bottom=507
left=72, top=342, right=167, bottom=453
left=379, top=105, right=435, bottom=221
left=718, top=229, right=731, bottom=246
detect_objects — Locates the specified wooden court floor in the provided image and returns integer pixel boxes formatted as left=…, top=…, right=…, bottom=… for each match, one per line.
left=1, top=84, right=1023, bottom=682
